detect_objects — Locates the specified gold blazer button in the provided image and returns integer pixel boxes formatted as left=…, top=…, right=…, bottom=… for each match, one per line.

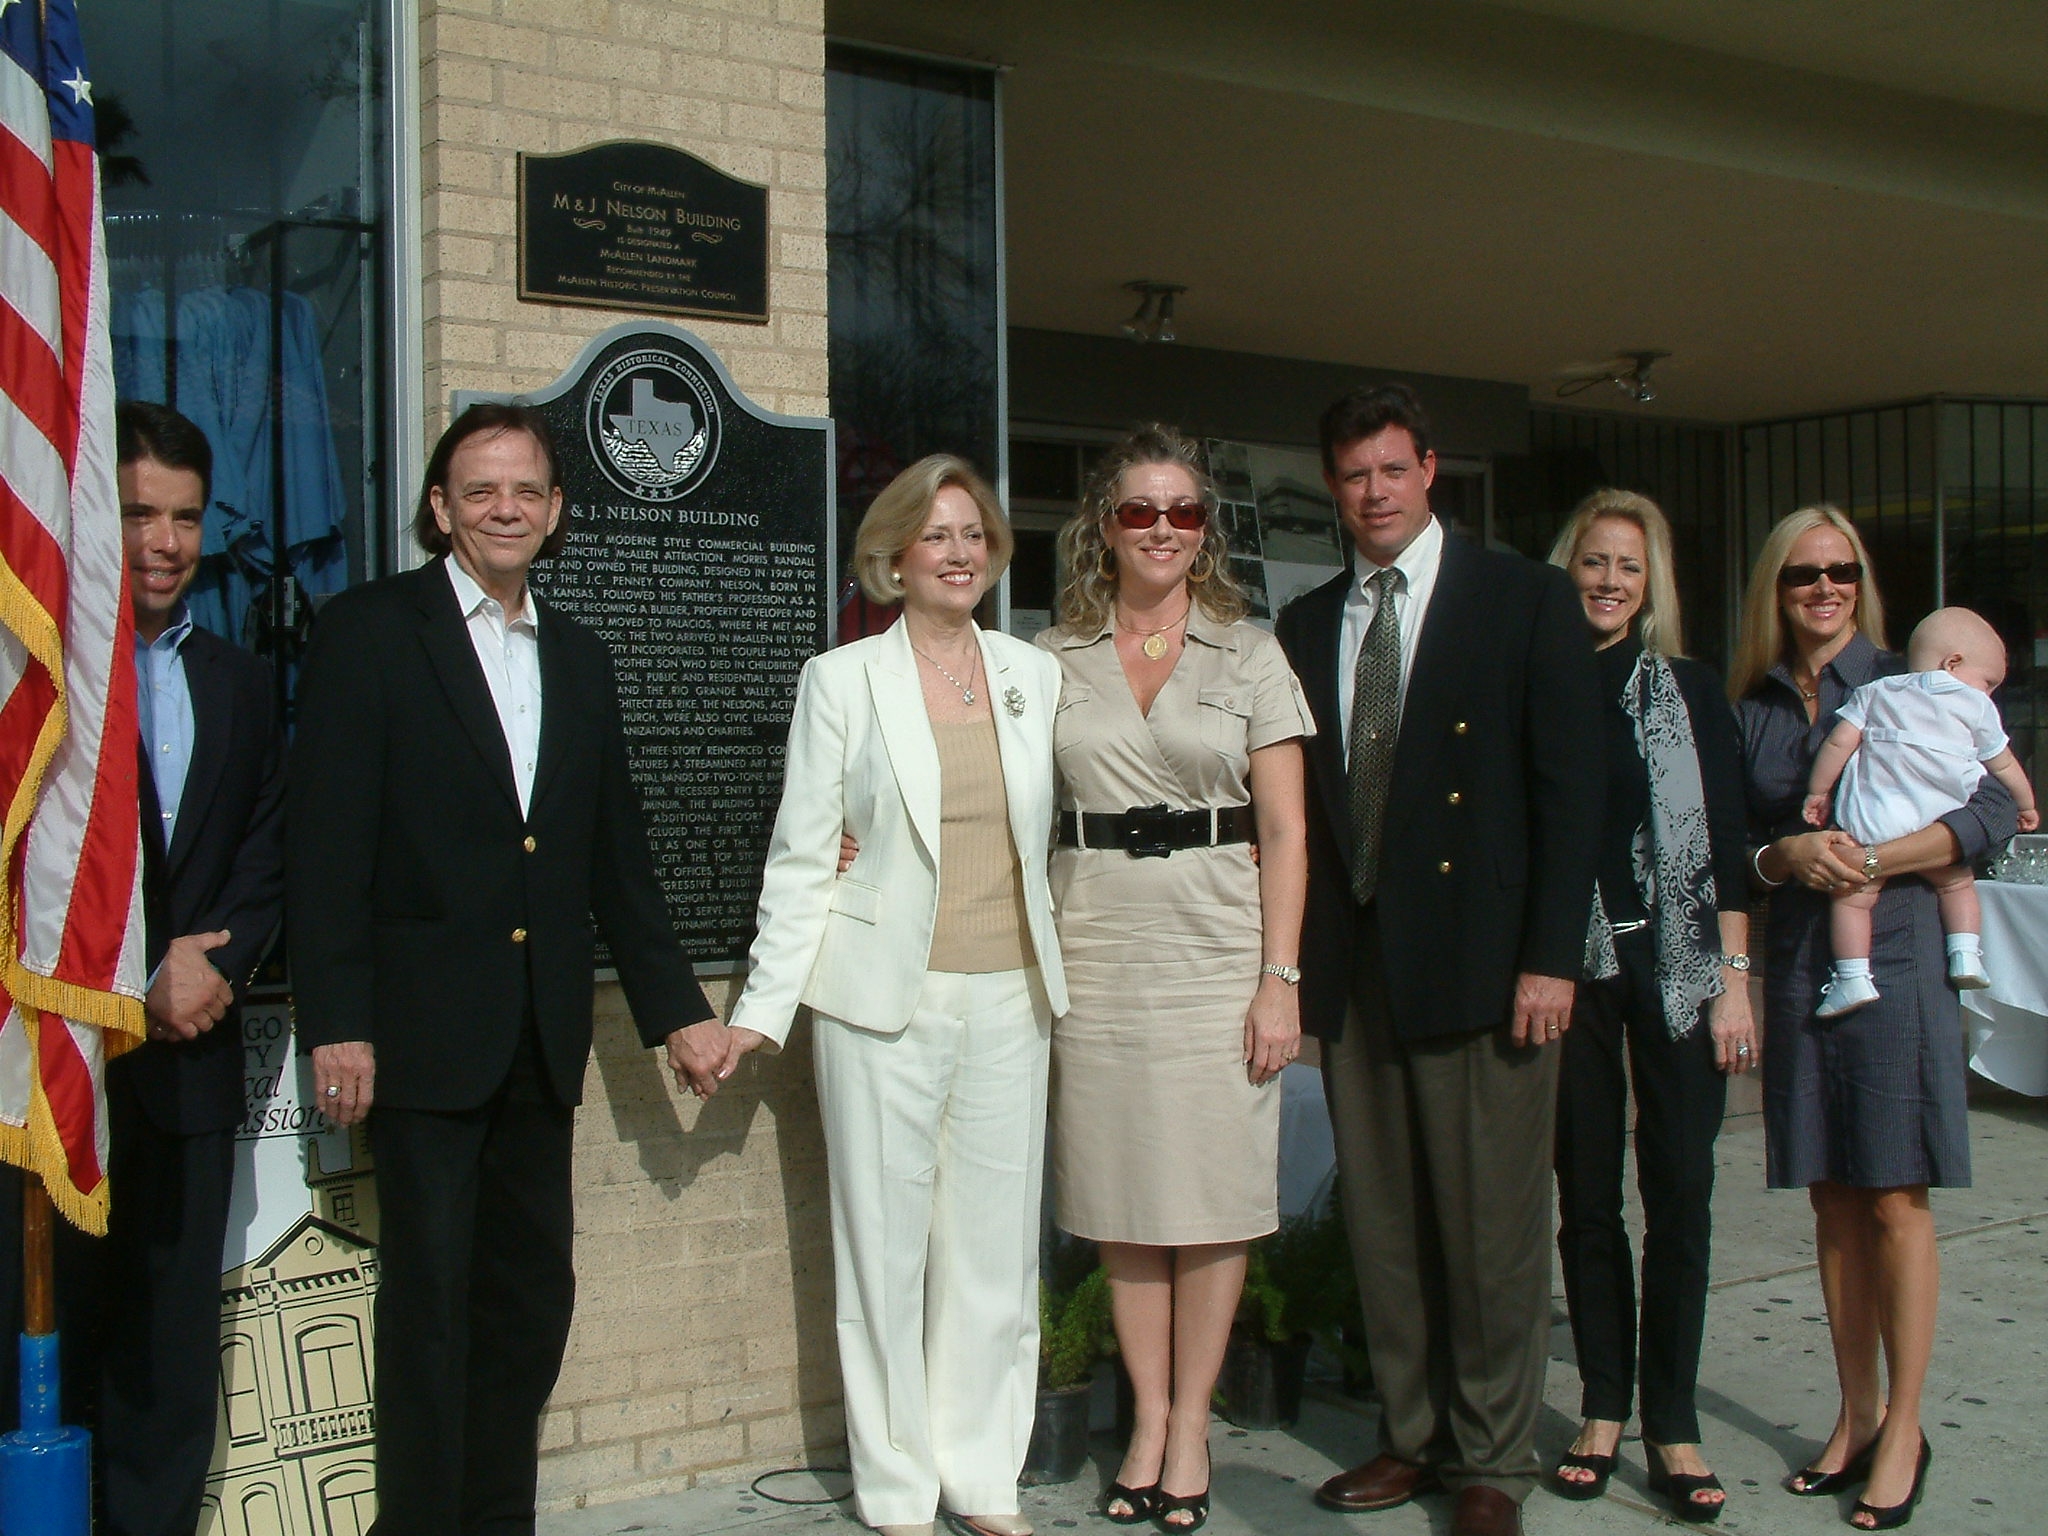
left=1446, top=791, right=1462, bottom=805
left=1452, top=720, right=1469, bottom=735
left=511, top=928, right=528, bottom=944
left=1438, top=860, right=1453, bottom=874
left=523, top=835, right=537, bottom=853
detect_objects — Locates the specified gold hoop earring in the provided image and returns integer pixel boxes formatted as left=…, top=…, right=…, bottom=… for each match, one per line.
left=1096, top=546, right=1117, bottom=583
left=1190, top=547, right=1216, bottom=585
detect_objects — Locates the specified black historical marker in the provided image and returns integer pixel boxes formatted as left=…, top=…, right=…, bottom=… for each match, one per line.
left=456, top=323, right=833, bottom=966
left=519, top=141, right=770, bottom=323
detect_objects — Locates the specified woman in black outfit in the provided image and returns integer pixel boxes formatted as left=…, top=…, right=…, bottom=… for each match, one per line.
left=1545, top=491, right=1757, bottom=1524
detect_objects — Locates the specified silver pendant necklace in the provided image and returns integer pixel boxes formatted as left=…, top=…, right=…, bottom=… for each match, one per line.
left=913, top=643, right=980, bottom=705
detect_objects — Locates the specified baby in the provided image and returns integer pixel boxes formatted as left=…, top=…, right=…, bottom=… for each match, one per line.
left=1803, top=606, right=2039, bottom=1018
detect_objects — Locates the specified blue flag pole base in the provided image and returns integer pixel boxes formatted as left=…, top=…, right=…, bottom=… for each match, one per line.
left=0, top=1332, right=91, bottom=1536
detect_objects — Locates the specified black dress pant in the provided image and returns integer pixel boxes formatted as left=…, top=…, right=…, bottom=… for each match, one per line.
left=0, top=1064, right=237, bottom=1536
left=1553, top=929, right=1726, bottom=1444
left=366, top=1031, right=575, bottom=1536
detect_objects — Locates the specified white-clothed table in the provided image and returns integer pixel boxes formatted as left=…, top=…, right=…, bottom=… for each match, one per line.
left=1962, top=880, right=2048, bottom=1096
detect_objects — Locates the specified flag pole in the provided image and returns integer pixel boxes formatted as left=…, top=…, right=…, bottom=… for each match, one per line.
left=0, top=1169, right=90, bottom=1534
left=22, top=1174, right=52, bottom=1340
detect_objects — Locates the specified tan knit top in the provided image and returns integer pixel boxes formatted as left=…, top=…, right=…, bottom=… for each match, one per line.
left=926, top=717, right=1035, bottom=974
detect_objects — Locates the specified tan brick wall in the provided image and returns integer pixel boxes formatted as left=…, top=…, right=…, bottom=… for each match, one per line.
left=415, top=0, right=836, bottom=1511
left=420, top=0, right=829, bottom=428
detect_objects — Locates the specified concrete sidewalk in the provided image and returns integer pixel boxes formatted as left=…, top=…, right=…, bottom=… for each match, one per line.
left=543, top=1089, right=2048, bottom=1536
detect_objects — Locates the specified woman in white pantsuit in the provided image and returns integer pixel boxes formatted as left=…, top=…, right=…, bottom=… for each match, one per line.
left=722, top=456, right=1067, bottom=1536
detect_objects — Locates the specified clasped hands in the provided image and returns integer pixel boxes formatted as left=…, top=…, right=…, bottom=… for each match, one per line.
left=664, top=1017, right=769, bottom=1099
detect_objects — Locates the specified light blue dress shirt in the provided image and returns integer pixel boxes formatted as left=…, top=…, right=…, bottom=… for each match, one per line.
left=136, top=606, right=197, bottom=847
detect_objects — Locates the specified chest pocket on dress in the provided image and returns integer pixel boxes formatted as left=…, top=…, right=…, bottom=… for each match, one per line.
left=1197, top=687, right=1252, bottom=756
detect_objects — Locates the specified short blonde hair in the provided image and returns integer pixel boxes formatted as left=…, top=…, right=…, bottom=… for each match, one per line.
left=853, top=454, right=1013, bottom=605
left=1546, top=489, right=1687, bottom=657
left=1726, top=504, right=1888, bottom=701
left=1054, top=424, right=1247, bottom=633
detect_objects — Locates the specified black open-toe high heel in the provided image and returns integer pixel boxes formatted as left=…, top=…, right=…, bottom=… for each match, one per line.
left=1787, top=1435, right=1878, bottom=1497
left=1550, top=1448, right=1616, bottom=1500
left=1153, top=1487, right=1208, bottom=1534
left=1101, top=1483, right=1158, bottom=1525
left=1646, top=1444, right=1725, bottom=1524
left=1849, top=1435, right=1930, bottom=1531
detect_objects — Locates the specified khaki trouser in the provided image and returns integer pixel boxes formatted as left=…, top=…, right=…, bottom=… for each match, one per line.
left=1321, top=904, right=1559, bottom=1503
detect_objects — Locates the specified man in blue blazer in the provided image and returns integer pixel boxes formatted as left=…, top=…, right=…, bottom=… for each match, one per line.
left=288, top=403, right=729, bottom=1536
left=1275, top=385, right=1602, bottom=1536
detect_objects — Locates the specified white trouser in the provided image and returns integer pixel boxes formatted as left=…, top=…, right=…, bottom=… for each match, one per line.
left=813, top=967, right=1052, bottom=1528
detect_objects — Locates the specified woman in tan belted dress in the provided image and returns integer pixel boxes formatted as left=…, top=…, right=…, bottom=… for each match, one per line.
left=1039, top=425, right=1313, bottom=1534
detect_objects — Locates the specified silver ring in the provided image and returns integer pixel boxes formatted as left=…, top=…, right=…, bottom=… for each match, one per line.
left=325, top=1084, right=340, bottom=1097
left=1737, top=1043, right=1752, bottom=1056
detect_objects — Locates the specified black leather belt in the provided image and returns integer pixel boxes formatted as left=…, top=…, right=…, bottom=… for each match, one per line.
left=1056, top=804, right=1256, bottom=859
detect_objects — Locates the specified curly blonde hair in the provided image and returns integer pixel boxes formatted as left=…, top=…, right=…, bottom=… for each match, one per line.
left=1054, top=424, right=1247, bottom=633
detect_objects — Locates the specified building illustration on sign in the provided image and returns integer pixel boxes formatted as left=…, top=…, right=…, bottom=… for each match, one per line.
left=203, top=1004, right=383, bottom=1535
left=201, top=1212, right=380, bottom=1536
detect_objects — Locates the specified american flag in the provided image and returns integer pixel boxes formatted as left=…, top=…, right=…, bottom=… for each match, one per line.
left=0, top=0, right=147, bottom=1234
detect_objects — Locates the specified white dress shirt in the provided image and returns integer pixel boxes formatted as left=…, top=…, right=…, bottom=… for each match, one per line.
left=447, top=558, right=543, bottom=816
left=1338, top=514, right=1445, bottom=754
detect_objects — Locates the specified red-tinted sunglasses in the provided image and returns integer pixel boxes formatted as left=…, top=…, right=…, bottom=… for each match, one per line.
left=1778, top=561, right=1863, bottom=589
left=1113, top=499, right=1209, bottom=531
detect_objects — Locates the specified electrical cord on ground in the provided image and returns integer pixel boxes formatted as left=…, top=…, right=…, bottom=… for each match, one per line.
left=748, top=1464, right=854, bottom=1505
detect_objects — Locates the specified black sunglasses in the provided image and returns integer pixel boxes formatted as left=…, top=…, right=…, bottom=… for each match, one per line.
left=1113, top=499, right=1209, bottom=531
left=1778, top=561, right=1862, bottom=589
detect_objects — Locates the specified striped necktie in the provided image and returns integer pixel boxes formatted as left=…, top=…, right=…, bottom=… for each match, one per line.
left=1347, top=566, right=1402, bottom=904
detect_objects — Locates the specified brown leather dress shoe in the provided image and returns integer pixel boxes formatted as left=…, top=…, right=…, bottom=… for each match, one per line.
left=1450, top=1485, right=1521, bottom=1536
left=1314, top=1453, right=1440, bottom=1512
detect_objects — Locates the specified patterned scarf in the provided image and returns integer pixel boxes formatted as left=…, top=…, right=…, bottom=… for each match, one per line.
left=1583, top=648, right=1725, bottom=1039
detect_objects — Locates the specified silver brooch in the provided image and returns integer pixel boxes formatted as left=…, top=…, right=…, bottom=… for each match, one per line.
left=1003, top=686, right=1026, bottom=718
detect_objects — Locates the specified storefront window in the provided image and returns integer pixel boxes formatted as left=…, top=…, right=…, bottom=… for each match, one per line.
left=82, top=0, right=393, bottom=687
left=825, top=45, right=1001, bottom=637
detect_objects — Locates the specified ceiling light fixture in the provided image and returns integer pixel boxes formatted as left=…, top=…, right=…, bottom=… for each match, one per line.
left=1556, top=349, right=1669, bottom=404
left=1120, top=281, right=1186, bottom=344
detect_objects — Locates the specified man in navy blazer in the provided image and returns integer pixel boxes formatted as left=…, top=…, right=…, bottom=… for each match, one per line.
left=1275, top=385, right=1601, bottom=1536
left=0, top=401, right=286, bottom=1535
left=288, top=403, right=728, bottom=1536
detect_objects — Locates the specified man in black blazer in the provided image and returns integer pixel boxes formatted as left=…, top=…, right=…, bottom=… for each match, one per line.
left=1275, top=386, right=1601, bottom=1536
left=0, top=402, right=285, bottom=1534
left=288, top=403, right=728, bottom=1536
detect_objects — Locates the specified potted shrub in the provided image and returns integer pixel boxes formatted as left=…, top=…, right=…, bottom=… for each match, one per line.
left=1215, top=1202, right=1361, bottom=1429
left=1023, top=1263, right=1113, bottom=1484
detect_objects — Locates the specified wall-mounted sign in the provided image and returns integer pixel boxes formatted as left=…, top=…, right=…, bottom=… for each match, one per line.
left=457, top=323, right=834, bottom=967
left=518, top=141, right=770, bottom=323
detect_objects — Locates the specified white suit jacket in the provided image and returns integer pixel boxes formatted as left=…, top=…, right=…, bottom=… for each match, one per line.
left=726, top=620, right=1068, bottom=1047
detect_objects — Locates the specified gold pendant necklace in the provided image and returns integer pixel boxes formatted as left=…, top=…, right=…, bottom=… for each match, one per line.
left=1117, top=604, right=1189, bottom=661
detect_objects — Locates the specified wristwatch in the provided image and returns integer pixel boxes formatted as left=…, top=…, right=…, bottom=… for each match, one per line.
left=1722, top=952, right=1752, bottom=972
left=1864, top=845, right=1882, bottom=880
left=1261, top=964, right=1302, bottom=985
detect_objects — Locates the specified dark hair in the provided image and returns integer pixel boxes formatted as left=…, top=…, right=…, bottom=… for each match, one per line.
left=1318, top=382, right=1434, bottom=475
left=413, top=402, right=568, bottom=560
left=116, top=400, right=212, bottom=505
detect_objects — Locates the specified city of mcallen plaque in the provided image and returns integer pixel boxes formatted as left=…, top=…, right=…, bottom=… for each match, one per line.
left=455, top=323, right=833, bottom=967
left=518, top=140, right=770, bottom=323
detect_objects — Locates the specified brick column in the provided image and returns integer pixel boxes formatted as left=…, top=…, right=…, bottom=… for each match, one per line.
left=416, top=0, right=837, bottom=1509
